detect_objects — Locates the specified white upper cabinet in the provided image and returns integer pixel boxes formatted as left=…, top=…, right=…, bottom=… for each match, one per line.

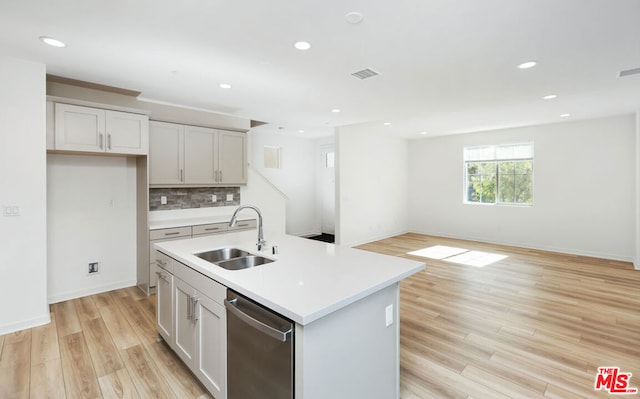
left=149, top=120, right=247, bottom=186
left=149, top=121, right=185, bottom=184
left=217, top=130, right=247, bottom=184
left=184, top=125, right=217, bottom=184
left=53, top=103, right=148, bottom=155
left=106, top=110, right=149, bottom=154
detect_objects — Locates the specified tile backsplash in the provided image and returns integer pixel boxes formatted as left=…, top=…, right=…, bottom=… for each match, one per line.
left=149, top=187, right=240, bottom=211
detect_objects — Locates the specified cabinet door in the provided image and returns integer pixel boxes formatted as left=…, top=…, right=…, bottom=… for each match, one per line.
left=218, top=130, right=247, bottom=184
left=105, top=110, right=149, bottom=155
left=54, top=103, right=105, bottom=152
left=149, top=121, right=184, bottom=185
left=156, top=269, right=174, bottom=346
left=196, top=295, right=226, bottom=398
left=174, top=278, right=197, bottom=368
left=184, top=126, right=217, bottom=184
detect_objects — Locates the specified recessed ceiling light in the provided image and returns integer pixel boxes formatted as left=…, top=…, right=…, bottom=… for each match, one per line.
left=219, top=83, right=232, bottom=89
left=298, top=130, right=305, bottom=133
left=560, top=113, right=571, bottom=117
left=420, top=131, right=429, bottom=135
left=345, top=12, right=364, bottom=24
left=543, top=94, right=557, bottom=100
left=331, top=109, right=341, bottom=113
left=383, top=122, right=391, bottom=126
left=39, top=36, right=66, bottom=48
left=518, top=61, right=537, bottom=69
left=294, top=41, right=311, bottom=50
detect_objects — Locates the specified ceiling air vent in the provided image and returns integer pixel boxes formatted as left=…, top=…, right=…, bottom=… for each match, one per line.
left=351, top=68, right=381, bottom=80
left=619, top=67, right=640, bottom=78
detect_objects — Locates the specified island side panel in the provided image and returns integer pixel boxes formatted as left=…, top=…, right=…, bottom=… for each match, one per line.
left=295, top=283, right=400, bottom=399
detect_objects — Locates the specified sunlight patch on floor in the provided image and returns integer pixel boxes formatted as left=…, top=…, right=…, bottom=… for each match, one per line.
left=407, top=246, right=508, bottom=267
left=407, top=245, right=468, bottom=259
left=444, top=250, right=508, bottom=267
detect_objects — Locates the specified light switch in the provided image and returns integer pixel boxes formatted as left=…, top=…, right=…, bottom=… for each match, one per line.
left=385, top=305, right=393, bottom=327
left=3, top=206, right=19, bottom=216
left=160, top=196, right=167, bottom=205
left=226, top=194, right=234, bottom=202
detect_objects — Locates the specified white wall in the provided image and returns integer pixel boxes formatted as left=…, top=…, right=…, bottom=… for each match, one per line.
left=47, top=154, right=137, bottom=302
left=0, top=57, right=49, bottom=334
left=408, top=115, right=636, bottom=261
left=336, top=125, right=409, bottom=246
left=248, top=128, right=320, bottom=236
left=636, top=110, right=640, bottom=269
left=240, top=166, right=287, bottom=234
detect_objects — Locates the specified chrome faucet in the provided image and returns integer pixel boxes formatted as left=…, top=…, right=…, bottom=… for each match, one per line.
left=229, top=205, right=266, bottom=251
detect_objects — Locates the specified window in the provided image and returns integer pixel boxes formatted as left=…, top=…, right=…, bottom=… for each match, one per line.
left=325, top=151, right=335, bottom=168
left=264, top=146, right=281, bottom=169
left=464, top=143, right=533, bottom=205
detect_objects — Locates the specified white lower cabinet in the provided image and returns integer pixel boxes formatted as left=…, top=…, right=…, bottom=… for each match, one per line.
left=174, top=278, right=198, bottom=365
left=155, top=251, right=175, bottom=345
left=156, top=268, right=174, bottom=344
left=195, top=294, right=226, bottom=397
left=158, top=254, right=227, bottom=399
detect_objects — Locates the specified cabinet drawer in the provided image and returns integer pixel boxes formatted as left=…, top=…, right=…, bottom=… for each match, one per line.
left=174, top=261, right=226, bottom=305
left=155, top=251, right=174, bottom=273
left=193, top=222, right=228, bottom=236
left=150, top=226, right=192, bottom=241
left=228, top=218, right=257, bottom=231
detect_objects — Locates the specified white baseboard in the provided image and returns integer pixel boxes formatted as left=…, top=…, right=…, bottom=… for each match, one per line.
left=48, top=279, right=138, bottom=304
left=342, top=229, right=410, bottom=248
left=409, top=229, right=635, bottom=263
left=0, top=313, right=51, bottom=336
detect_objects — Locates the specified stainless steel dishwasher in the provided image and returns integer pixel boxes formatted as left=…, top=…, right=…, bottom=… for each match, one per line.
left=224, top=289, right=294, bottom=399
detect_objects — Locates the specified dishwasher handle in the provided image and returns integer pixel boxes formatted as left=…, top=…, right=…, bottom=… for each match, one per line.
left=224, top=298, right=292, bottom=342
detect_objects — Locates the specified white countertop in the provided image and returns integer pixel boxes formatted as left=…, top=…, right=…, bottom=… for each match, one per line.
left=155, top=230, right=425, bottom=325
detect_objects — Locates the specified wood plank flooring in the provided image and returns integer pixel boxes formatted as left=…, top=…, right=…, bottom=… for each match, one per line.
left=356, top=233, right=640, bottom=399
left=1, top=233, right=638, bottom=398
left=0, top=286, right=210, bottom=399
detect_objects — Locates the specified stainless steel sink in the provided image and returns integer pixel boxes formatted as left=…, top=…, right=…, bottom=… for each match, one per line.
left=194, top=247, right=274, bottom=270
left=216, top=255, right=274, bottom=271
left=194, top=248, right=250, bottom=263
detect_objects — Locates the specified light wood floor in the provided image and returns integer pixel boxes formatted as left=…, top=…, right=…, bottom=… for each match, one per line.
left=357, top=233, right=640, bottom=399
left=1, top=233, right=638, bottom=398
left=0, top=286, right=211, bottom=399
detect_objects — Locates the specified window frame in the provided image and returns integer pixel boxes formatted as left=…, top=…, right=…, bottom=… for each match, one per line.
left=463, top=143, right=534, bottom=206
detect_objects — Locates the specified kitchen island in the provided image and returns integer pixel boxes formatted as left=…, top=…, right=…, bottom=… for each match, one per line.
left=155, top=229, right=425, bottom=399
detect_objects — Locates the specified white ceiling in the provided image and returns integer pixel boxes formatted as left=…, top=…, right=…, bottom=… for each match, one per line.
left=1, top=0, right=639, bottom=138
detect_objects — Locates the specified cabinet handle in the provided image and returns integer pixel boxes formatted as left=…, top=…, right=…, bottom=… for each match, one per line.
left=219, top=170, right=222, bottom=182
left=237, top=223, right=249, bottom=228
left=164, top=232, right=180, bottom=236
left=204, top=227, right=221, bottom=231
left=99, top=133, right=104, bottom=149
left=192, top=296, right=199, bottom=321
left=155, top=270, right=169, bottom=282
left=107, top=133, right=112, bottom=150
left=214, top=170, right=218, bottom=182
left=180, top=169, right=184, bottom=182
left=187, top=295, right=192, bottom=320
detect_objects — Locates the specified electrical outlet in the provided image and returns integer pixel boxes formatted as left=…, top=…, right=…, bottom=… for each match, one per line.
left=226, top=193, right=234, bottom=202
left=160, top=196, right=167, bottom=205
left=88, top=261, right=99, bottom=274
left=211, top=194, right=217, bottom=202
